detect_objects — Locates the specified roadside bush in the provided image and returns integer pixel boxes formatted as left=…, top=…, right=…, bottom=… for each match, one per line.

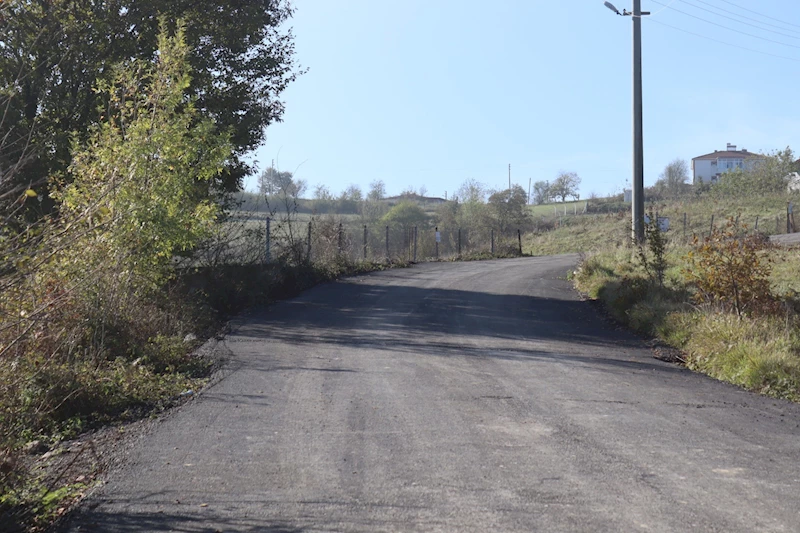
left=683, top=218, right=775, bottom=317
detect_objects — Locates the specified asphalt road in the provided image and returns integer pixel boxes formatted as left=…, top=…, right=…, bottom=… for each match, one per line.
left=66, top=255, right=800, bottom=532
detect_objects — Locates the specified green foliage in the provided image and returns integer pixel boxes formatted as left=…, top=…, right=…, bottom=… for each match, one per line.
left=712, top=148, right=796, bottom=198
left=550, top=172, right=581, bottom=202
left=488, top=185, right=530, bottom=233
left=381, top=201, right=430, bottom=229
left=58, top=23, right=231, bottom=286
left=0, top=0, right=300, bottom=211
left=684, top=218, right=775, bottom=317
left=635, top=212, right=668, bottom=287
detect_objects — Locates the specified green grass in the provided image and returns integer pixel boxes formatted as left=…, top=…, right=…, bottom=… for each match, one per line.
left=575, top=243, right=800, bottom=402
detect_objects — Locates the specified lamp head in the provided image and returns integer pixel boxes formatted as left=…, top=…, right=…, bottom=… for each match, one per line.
left=604, top=1, right=622, bottom=15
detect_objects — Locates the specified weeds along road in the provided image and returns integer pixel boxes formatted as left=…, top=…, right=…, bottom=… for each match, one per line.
left=66, top=255, right=800, bottom=532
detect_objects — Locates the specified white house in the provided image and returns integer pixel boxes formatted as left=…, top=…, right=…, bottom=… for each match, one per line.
left=692, top=143, right=764, bottom=185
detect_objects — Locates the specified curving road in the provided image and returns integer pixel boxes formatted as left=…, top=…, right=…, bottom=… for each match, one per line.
left=67, top=255, right=800, bottom=532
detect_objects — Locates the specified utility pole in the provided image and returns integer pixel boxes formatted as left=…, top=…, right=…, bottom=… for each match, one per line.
left=632, top=0, right=646, bottom=244
left=605, top=1, right=648, bottom=244
left=528, top=177, right=532, bottom=205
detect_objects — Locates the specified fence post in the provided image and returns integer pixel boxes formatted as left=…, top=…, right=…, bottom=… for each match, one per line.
left=265, top=216, right=271, bottom=264
left=491, top=229, right=495, bottom=255
left=683, top=212, right=686, bottom=240
left=517, top=229, right=522, bottom=255
left=385, top=225, right=389, bottom=261
left=338, top=223, right=343, bottom=255
left=307, top=221, right=312, bottom=261
left=755, top=215, right=759, bottom=232
left=457, top=228, right=461, bottom=257
left=709, top=214, right=714, bottom=234
left=413, top=226, right=418, bottom=262
left=363, top=225, right=367, bottom=261
left=435, top=226, right=439, bottom=259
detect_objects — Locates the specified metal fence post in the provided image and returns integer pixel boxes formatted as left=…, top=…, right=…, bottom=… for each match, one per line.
left=518, top=229, right=522, bottom=255
left=491, top=229, right=495, bottom=255
left=385, top=225, right=389, bottom=261
left=265, top=216, right=271, bottom=264
left=709, top=214, right=714, bottom=235
left=338, top=223, right=343, bottom=255
left=413, top=226, right=418, bottom=262
left=363, top=225, right=367, bottom=261
left=755, top=215, right=759, bottom=232
left=457, top=228, right=461, bottom=257
left=435, top=226, right=439, bottom=259
left=307, top=221, right=312, bottom=261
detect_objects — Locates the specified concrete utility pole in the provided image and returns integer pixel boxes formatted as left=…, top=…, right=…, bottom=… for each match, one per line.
left=632, top=0, right=645, bottom=244
left=605, top=1, right=649, bottom=244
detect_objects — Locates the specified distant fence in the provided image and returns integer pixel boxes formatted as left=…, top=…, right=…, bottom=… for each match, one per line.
left=266, top=220, right=526, bottom=265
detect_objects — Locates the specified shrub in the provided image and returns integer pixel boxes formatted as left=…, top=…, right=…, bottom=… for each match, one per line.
left=683, top=218, right=775, bottom=317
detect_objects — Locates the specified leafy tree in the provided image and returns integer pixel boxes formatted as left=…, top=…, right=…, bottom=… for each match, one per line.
left=367, top=180, right=386, bottom=201
left=488, top=185, right=530, bottom=233
left=337, top=184, right=363, bottom=214
left=550, top=172, right=581, bottom=202
left=653, top=158, right=690, bottom=198
left=0, top=0, right=301, bottom=212
left=713, top=147, right=796, bottom=198
left=312, top=184, right=335, bottom=213
left=381, top=201, right=429, bottom=229
left=258, top=167, right=302, bottom=197
left=456, top=179, right=487, bottom=204
left=532, top=180, right=552, bottom=205
left=58, top=23, right=231, bottom=286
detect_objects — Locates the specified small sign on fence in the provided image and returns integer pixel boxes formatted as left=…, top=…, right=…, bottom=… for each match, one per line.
left=435, top=231, right=441, bottom=243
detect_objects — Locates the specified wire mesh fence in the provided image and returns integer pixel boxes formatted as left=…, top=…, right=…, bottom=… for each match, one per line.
left=240, top=216, right=528, bottom=267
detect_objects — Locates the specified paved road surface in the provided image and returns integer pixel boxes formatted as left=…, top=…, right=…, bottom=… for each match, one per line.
left=66, top=256, right=800, bottom=532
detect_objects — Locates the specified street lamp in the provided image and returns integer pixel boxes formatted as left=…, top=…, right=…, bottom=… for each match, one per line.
left=605, top=1, right=649, bottom=244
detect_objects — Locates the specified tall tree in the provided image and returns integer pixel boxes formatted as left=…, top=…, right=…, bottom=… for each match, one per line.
left=532, top=180, right=551, bottom=205
left=367, top=180, right=386, bottom=201
left=488, top=185, right=529, bottom=233
left=259, top=167, right=297, bottom=196
left=550, top=172, right=581, bottom=202
left=654, top=158, right=689, bottom=198
left=0, top=0, right=301, bottom=210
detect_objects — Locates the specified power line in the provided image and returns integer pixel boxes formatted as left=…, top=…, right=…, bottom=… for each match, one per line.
left=675, top=0, right=800, bottom=40
left=683, top=0, right=800, bottom=35
left=650, top=0, right=800, bottom=50
left=715, top=0, right=800, bottom=30
left=645, top=17, right=800, bottom=63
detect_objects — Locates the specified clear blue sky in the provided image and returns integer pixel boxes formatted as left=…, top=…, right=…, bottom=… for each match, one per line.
left=245, top=0, right=800, bottom=199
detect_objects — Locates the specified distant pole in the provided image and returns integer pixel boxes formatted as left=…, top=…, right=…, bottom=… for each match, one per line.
left=413, top=226, right=418, bottom=262
left=338, top=223, right=343, bottom=255
left=457, top=228, right=461, bottom=257
left=435, top=226, right=439, bottom=259
left=491, top=229, right=495, bottom=255
left=517, top=229, right=523, bottom=255
left=307, top=221, right=312, bottom=261
left=755, top=215, right=759, bottom=232
left=385, top=225, right=390, bottom=261
left=265, top=216, right=271, bottom=264
left=528, top=177, right=532, bottom=204
left=363, top=225, right=367, bottom=261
